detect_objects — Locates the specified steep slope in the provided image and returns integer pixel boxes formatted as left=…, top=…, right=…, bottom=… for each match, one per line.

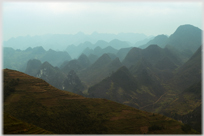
left=93, top=46, right=103, bottom=56
left=165, top=24, right=202, bottom=62
left=25, top=59, right=42, bottom=77
left=88, top=65, right=165, bottom=110
left=94, top=40, right=109, bottom=48
left=41, top=49, right=72, bottom=67
left=90, top=54, right=112, bottom=69
left=122, top=47, right=142, bottom=68
left=129, top=58, right=165, bottom=96
left=88, top=54, right=99, bottom=64
left=66, top=41, right=94, bottom=59
left=166, top=24, right=202, bottom=53
left=116, top=47, right=133, bottom=61
left=155, top=57, right=178, bottom=70
left=63, top=70, right=85, bottom=95
left=77, top=53, right=91, bottom=68
left=103, top=46, right=118, bottom=54
left=61, top=59, right=82, bottom=74
left=109, top=39, right=130, bottom=49
left=3, top=69, right=198, bottom=134
left=60, top=53, right=90, bottom=74
left=122, top=45, right=181, bottom=70
left=172, top=46, right=201, bottom=91
left=139, top=35, right=168, bottom=49
left=36, top=61, right=67, bottom=90
left=79, top=54, right=123, bottom=86
left=88, top=66, right=139, bottom=106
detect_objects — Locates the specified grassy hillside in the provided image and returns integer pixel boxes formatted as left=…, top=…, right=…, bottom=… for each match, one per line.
left=3, top=69, right=198, bottom=134
left=4, top=113, right=53, bottom=134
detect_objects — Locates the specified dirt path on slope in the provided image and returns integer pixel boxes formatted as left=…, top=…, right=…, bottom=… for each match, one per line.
left=139, top=92, right=167, bottom=110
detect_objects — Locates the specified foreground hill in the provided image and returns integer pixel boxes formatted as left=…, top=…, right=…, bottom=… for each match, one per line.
left=3, top=69, right=198, bottom=134
left=4, top=113, right=53, bottom=134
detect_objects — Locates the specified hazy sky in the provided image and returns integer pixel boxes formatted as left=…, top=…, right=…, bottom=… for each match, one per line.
left=2, top=1, right=203, bottom=41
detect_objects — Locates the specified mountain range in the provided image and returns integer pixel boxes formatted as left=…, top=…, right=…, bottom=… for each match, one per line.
left=3, top=24, right=202, bottom=134
left=3, top=32, right=151, bottom=51
left=3, top=46, right=72, bottom=72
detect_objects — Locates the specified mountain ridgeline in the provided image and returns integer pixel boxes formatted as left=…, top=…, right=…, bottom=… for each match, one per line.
left=3, top=24, right=202, bottom=134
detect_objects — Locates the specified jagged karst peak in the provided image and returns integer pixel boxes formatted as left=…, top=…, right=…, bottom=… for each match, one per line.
left=166, top=24, right=202, bottom=53
left=94, top=46, right=102, bottom=51
left=154, top=34, right=168, bottom=39
left=32, top=46, right=46, bottom=53
left=25, top=59, right=42, bottom=76
left=174, top=24, right=202, bottom=34
left=33, top=46, right=45, bottom=50
left=48, top=49, right=55, bottom=52
left=115, top=65, right=130, bottom=74
left=90, top=53, right=112, bottom=69
left=111, top=57, right=121, bottom=64
left=98, top=53, right=111, bottom=61
left=145, top=44, right=161, bottom=50
left=123, top=47, right=142, bottom=60
left=78, top=53, right=90, bottom=67
left=25, top=47, right=32, bottom=51
left=95, top=40, right=108, bottom=45
left=78, top=53, right=87, bottom=59
left=104, top=46, right=116, bottom=50
left=41, top=61, right=53, bottom=68
left=109, top=39, right=121, bottom=43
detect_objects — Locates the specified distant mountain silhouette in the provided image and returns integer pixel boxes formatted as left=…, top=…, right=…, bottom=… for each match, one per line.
left=108, top=39, right=130, bottom=49
left=3, top=46, right=72, bottom=72
left=79, top=54, right=122, bottom=86
left=139, top=35, right=168, bottom=49
left=25, top=59, right=42, bottom=77
left=82, top=45, right=118, bottom=58
left=116, top=47, right=133, bottom=61
left=122, top=44, right=182, bottom=69
left=41, top=49, right=72, bottom=67
left=88, top=54, right=99, bottom=64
